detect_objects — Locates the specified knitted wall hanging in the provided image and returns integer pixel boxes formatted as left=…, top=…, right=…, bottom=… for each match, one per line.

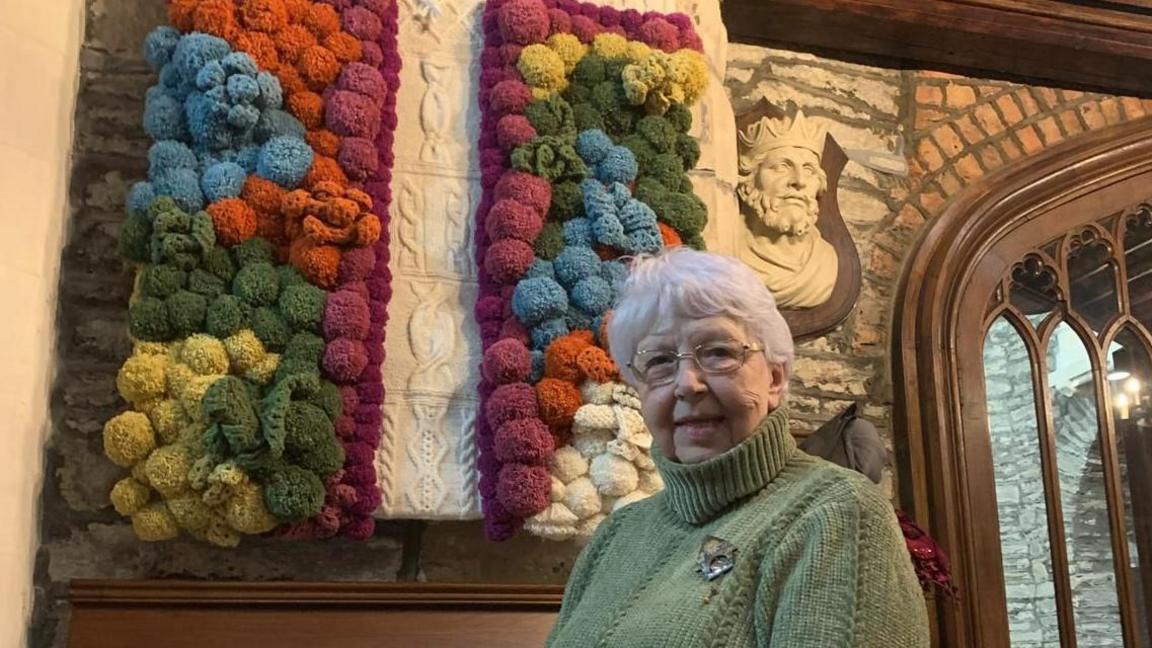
left=474, top=0, right=715, bottom=541
left=102, top=0, right=400, bottom=546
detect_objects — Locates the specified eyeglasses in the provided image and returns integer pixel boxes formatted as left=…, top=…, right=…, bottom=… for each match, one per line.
left=629, top=341, right=764, bottom=386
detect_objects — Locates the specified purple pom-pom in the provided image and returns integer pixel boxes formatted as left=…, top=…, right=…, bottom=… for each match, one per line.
left=323, top=337, right=369, bottom=382
left=325, top=290, right=371, bottom=340
left=326, top=90, right=381, bottom=139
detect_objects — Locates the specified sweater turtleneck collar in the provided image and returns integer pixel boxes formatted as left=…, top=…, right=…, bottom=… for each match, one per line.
left=653, top=407, right=796, bottom=525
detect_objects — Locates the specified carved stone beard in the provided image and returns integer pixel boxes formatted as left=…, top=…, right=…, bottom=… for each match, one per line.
left=736, top=183, right=819, bottom=238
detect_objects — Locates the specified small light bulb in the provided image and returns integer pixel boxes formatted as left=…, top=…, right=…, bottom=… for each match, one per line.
left=1125, top=377, right=1141, bottom=395
left=1115, top=393, right=1131, bottom=420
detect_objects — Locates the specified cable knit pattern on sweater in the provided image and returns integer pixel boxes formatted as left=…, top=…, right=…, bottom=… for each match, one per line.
left=546, top=408, right=930, bottom=647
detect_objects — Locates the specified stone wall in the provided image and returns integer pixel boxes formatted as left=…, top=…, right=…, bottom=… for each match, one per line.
left=31, top=3, right=1152, bottom=647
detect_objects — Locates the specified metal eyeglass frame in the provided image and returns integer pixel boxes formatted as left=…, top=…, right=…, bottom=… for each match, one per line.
left=628, top=342, right=765, bottom=386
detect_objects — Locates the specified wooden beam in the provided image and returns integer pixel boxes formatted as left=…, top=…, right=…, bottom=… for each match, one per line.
left=723, top=0, right=1152, bottom=96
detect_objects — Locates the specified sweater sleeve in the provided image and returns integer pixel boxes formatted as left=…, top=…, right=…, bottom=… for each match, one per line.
left=755, top=487, right=930, bottom=647
left=546, top=511, right=621, bottom=646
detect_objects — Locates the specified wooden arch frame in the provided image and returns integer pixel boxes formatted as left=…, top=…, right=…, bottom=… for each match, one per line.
left=892, top=116, right=1152, bottom=646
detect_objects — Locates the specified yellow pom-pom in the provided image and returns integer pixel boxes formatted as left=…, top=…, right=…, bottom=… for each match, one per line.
left=625, top=41, right=652, bottom=63
left=224, top=329, right=266, bottom=372
left=131, top=502, right=180, bottom=541
left=591, top=33, right=628, bottom=59
left=670, top=50, right=708, bottom=103
left=143, top=444, right=194, bottom=498
left=133, top=341, right=172, bottom=356
left=167, top=494, right=214, bottom=534
left=166, top=362, right=196, bottom=399
left=546, top=33, right=586, bottom=75
left=116, top=354, right=168, bottom=405
left=176, top=422, right=207, bottom=452
left=226, top=482, right=279, bottom=535
left=103, top=411, right=157, bottom=467
left=130, top=460, right=152, bottom=487
left=244, top=352, right=280, bottom=385
left=109, top=477, right=151, bottom=516
left=179, top=374, right=223, bottom=421
left=180, top=334, right=230, bottom=375
left=147, top=399, right=188, bottom=444
left=205, top=515, right=241, bottom=548
left=518, top=44, right=567, bottom=96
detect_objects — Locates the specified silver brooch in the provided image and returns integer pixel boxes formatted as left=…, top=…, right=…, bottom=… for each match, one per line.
left=695, top=535, right=738, bottom=581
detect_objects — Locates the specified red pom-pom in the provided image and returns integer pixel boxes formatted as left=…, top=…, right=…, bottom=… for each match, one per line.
left=569, top=15, right=600, bottom=42
left=483, top=338, right=533, bottom=384
left=496, top=462, right=551, bottom=517
left=498, top=0, right=550, bottom=45
left=483, top=238, right=535, bottom=285
left=637, top=17, right=679, bottom=52
left=485, top=198, right=544, bottom=242
left=485, top=382, right=538, bottom=428
left=496, top=114, right=537, bottom=151
left=488, top=80, right=533, bottom=116
left=494, top=171, right=551, bottom=216
left=548, top=8, right=571, bottom=33
left=494, top=418, right=554, bottom=464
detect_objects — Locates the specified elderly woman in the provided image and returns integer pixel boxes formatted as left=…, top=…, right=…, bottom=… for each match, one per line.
left=546, top=247, right=929, bottom=647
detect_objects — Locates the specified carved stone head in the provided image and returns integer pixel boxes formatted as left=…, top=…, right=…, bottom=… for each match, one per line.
left=736, top=111, right=829, bottom=237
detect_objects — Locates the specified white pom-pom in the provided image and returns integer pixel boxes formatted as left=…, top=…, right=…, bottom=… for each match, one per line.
left=572, top=429, right=613, bottom=458
left=564, top=476, right=602, bottom=518
left=589, top=453, right=639, bottom=496
left=551, top=446, right=588, bottom=483
left=550, top=475, right=566, bottom=502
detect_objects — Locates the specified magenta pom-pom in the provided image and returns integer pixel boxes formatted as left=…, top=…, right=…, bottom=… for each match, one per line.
left=488, top=80, right=533, bottom=116
left=485, top=382, right=538, bottom=427
left=324, top=290, right=371, bottom=340
left=493, top=418, right=554, bottom=464
left=494, top=171, right=551, bottom=215
left=338, top=137, right=380, bottom=181
left=326, top=90, right=382, bottom=139
left=483, top=238, right=535, bottom=285
left=569, top=15, right=600, bottom=42
left=342, top=6, right=384, bottom=40
left=338, top=245, right=376, bottom=283
left=637, top=17, right=679, bottom=51
left=486, top=198, right=544, bottom=242
left=483, top=337, right=533, bottom=384
left=497, top=0, right=550, bottom=45
left=548, top=8, right=571, bottom=33
left=323, top=337, right=369, bottom=382
left=496, top=114, right=537, bottom=151
left=341, top=515, right=375, bottom=540
left=495, top=463, right=551, bottom=517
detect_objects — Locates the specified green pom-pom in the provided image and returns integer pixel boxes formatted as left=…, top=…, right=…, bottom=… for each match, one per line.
left=129, top=297, right=172, bottom=341
left=637, top=115, right=677, bottom=152
left=564, top=84, right=593, bottom=105
left=679, top=176, right=695, bottom=194
left=549, top=180, right=585, bottom=221
left=604, top=58, right=628, bottom=80
left=140, top=264, right=187, bottom=299
left=533, top=221, right=565, bottom=260
left=283, top=332, right=325, bottom=363
left=232, top=237, right=275, bottom=267
left=572, top=54, right=606, bottom=86
left=665, top=103, right=692, bottom=133
left=166, top=290, right=208, bottom=337
left=275, top=357, right=319, bottom=383
left=524, top=95, right=576, bottom=138
left=662, top=192, right=708, bottom=235
left=120, top=214, right=153, bottom=262
left=206, top=294, right=252, bottom=338
left=675, top=133, right=701, bottom=170
left=684, top=232, right=706, bottom=250
left=635, top=178, right=669, bottom=210
left=591, top=81, right=624, bottom=113
left=187, top=268, right=226, bottom=297
left=251, top=306, right=291, bottom=352
left=202, top=247, right=236, bottom=282
left=572, top=102, right=605, bottom=133
left=642, top=153, right=686, bottom=189
left=620, top=134, right=658, bottom=169
left=277, top=265, right=306, bottom=287
left=233, top=262, right=281, bottom=307
left=315, top=380, right=343, bottom=421
left=283, top=401, right=344, bottom=475
left=263, top=465, right=325, bottom=522
left=279, top=284, right=326, bottom=333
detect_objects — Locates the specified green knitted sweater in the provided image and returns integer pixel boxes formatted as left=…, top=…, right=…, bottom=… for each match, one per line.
left=546, top=408, right=930, bottom=647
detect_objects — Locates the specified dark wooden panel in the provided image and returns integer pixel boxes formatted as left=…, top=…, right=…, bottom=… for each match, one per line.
left=723, top=0, right=1152, bottom=95
left=68, top=581, right=564, bottom=648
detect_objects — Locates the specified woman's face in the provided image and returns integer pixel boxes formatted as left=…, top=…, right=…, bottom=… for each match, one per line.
left=633, top=315, right=786, bottom=464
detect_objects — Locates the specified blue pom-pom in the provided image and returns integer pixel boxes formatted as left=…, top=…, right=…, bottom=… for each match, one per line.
left=221, top=52, right=258, bottom=78
left=196, top=60, right=227, bottom=91
left=226, top=74, right=260, bottom=104
left=143, top=27, right=181, bottom=71
left=143, top=91, right=188, bottom=141
left=525, top=259, right=556, bottom=280
left=236, top=146, right=261, bottom=173
left=153, top=169, right=205, bottom=213
left=562, top=218, right=593, bottom=248
left=531, top=318, right=569, bottom=351
left=553, top=246, right=601, bottom=288
left=158, top=64, right=183, bottom=90
left=148, top=140, right=198, bottom=178
left=529, top=350, right=545, bottom=383
left=255, top=72, right=283, bottom=110
left=126, top=181, right=157, bottom=217
left=565, top=305, right=596, bottom=331
left=254, top=109, right=306, bottom=142
left=256, top=136, right=314, bottom=188
left=576, top=129, right=612, bottom=165
left=598, top=147, right=638, bottom=185
left=185, top=92, right=231, bottom=150
left=173, top=34, right=230, bottom=83
left=227, top=104, right=261, bottom=130
left=600, top=259, right=629, bottom=289
left=571, top=276, right=614, bottom=315
left=512, top=277, right=568, bottom=326
left=201, top=162, right=247, bottom=202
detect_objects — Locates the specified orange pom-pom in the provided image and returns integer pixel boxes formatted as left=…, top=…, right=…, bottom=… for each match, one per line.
left=305, top=156, right=349, bottom=189
left=576, top=346, right=618, bottom=383
left=658, top=222, right=682, bottom=247
left=193, top=0, right=240, bottom=41
left=306, top=129, right=341, bottom=157
left=281, top=0, right=311, bottom=23
left=274, top=63, right=307, bottom=97
left=286, top=91, right=325, bottom=128
left=544, top=334, right=589, bottom=383
left=324, top=32, right=363, bottom=64
left=302, top=3, right=341, bottom=39
left=255, top=210, right=287, bottom=248
left=298, top=45, right=341, bottom=91
left=241, top=176, right=285, bottom=214
left=536, top=378, right=581, bottom=429
left=207, top=198, right=258, bottom=247
left=168, top=0, right=198, bottom=31
left=238, top=0, right=289, bottom=33
left=235, top=31, right=281, bottom=70
left=289, top=239, right=342, bottom=288
left=571, top=330, right=595, bottom=345
left=275, top=24, right=318, bottom=64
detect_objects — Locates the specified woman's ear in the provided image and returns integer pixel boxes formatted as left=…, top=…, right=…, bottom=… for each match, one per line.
left=767, top=363, right=787, bottom=395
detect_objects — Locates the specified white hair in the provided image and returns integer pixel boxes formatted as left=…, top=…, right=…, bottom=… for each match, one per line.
left=607, top=247, right=794, bottom=389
